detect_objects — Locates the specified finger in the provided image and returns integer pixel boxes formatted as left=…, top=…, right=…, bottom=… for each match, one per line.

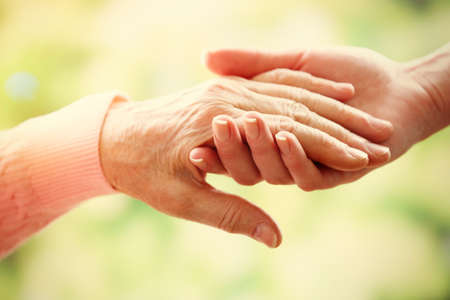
left=204, top=48, right=356, bottom=100
left=204, top=48, right=306, bottom=78
left=190, top=147, right=226, bottom=174
left=241, top=78, right=393, bottom=144
left=212, top=115, right=261, bottom=185
left=253, top=69, right=354, bottom=101
left=275, top=131, right=324, bottom=191
left=233, top=86, right=391, bottom=166
left=237, top=112, right=369, bottom=171
left=170, top=181, right=282, bottom=248
left=242, top=114, right=293, bottom=185
left=276, top=131, right=372, bottom=190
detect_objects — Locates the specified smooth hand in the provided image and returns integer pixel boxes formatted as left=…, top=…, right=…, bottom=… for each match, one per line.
left=196, top=45, right=450, bottom=189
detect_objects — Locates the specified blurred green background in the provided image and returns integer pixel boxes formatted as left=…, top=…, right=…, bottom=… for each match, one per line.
left=1, top=0, right=449, bottom=299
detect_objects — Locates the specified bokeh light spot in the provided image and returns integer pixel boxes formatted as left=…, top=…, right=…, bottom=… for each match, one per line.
left=5, top=72, right=39, bottom=101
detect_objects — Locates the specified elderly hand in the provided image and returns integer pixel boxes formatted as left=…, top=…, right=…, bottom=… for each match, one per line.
left=99, top=75, right=392, bottom=248
left=195, top=44, right=449, bottom=190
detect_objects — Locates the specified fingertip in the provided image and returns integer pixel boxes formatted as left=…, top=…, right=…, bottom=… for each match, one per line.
left=336, top=83, right=355, bottom=101
left=277, top=131, right=306, bottom=153
left=213, top=115, right=232, bottom=142
left=203, top=48, right=297, bottom=78
left=189, top=148, right=208, bottom=170
left=368, top=119, right=394, bottom=143
left=253, top=222, right=282, bottom=248
left=243, top=111, right=263, bottom=121
left=241, top=112, right=262, bottom=133
left=202, top=49, right=224, bottom=74
left=190, top=148, right=205, bottom=162
left=212, top=114, right=231, bottom=123
left=365, top=143, right=391, bottom=166
left=275, top=132, right=291, bottom=155
left=190, top=147, right=226, bottom=174
left=203, top=48, right=243, bottom=76
left=347, top=148, right=370, bottom=170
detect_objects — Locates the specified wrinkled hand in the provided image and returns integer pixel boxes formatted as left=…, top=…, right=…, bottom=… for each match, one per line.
left=196, top=45, right=449, bottom=189
left=99, top=75, right=391, bottom=248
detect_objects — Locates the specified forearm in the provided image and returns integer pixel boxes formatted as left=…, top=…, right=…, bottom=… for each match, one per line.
left=0, top=128, right=38, bottom=258
left=407, top=43, right=450, bottom=133
left=0, top=93, right=125, bottom=259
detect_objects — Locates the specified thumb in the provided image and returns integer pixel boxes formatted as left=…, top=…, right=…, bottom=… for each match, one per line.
left=174, top=181, right=282, bottom=248
left=203, top=48, right=307, bottom=78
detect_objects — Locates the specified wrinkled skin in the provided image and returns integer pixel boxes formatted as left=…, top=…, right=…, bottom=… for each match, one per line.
left=196, top=45, right=450, bottom=188
left=99, top=75, right=393, bottom=248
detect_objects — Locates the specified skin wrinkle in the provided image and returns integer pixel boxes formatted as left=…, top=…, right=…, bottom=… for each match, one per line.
left=99, top=75, right=380, bottom=247
left=407, top=44, right=450, bottom=121
left=217, top=197, right=237, bottom=232
left=0, top=130, right=48, bottom=257
left=101, top=80, right=255, bottom=207
left=251, top=79, right=369, bottom=139
left=415, top=70, right=448, bottom=123
left=1, top=63, right=398, bottom=254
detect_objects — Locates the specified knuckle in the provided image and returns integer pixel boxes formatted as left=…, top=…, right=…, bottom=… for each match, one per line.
left=296, top=178, right=321, bottom=192
left=265, top=177, right=279, bottom=185
left=267, top=68, right=287, bottom=82
left=294, top=86, right=309, bottom=99
left=203, top=78, right=251, bottom=105
left=204, top=78, right=229, bottom=94
left=297, top=88, right=315, bottom=108
left=290, top=102, right=311, bottom=124
left=234, top=176, right=261, bottom=186
left=334, top=103, right=348, bottom=119
left=195, top=102, right=232, bottom=128
left=276, top=115, right=296, bottom=133
left=299, top=71, right=313, bottom=87
left=299, top=183, right=316, bottom=192
left=311, top=126, right=329, bottom=145
left=266, top=176, right=291, bottom=185
left=224, top=75, right=246, bottom=82
left=217, top=200, right=244, bottom=233
left=358, top=113, right=372, bottom=129
left=336, top=103, right=367, bottom=126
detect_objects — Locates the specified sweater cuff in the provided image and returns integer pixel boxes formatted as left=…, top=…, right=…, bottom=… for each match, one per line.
left=20, top=92, right=128, bottom=215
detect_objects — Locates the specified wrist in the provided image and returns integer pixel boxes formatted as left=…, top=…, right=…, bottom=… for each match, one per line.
left=405, top=43, right=450, bottom=133
left=99, top=100, right=135, bottom=191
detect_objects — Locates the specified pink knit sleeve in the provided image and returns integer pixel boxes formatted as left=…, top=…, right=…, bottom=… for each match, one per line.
left=0, top=92, right=128, bottom=259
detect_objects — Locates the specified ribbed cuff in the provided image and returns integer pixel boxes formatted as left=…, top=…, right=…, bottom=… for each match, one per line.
left=19, top=92, right=128, bottom=216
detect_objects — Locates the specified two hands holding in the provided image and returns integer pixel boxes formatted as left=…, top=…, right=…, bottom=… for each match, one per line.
left=100, top=44, right=450, bottom=248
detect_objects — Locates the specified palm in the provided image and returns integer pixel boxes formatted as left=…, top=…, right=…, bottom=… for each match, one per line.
left=299, top=47, right=429, bottom=160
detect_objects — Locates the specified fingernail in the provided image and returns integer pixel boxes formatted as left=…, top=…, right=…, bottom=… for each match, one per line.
left=366, top=143, right=391, bottom=162
left=191, top=157, right=205, bottom=164
left=245, top=117, right=259, bottom=139
left=213, top=118, right=230, bottom=141
left=276, top=133, right=290, bottom=154
left=254, top=223, right=278, bottom=248
left=348, top=147, right=369, bottom=162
